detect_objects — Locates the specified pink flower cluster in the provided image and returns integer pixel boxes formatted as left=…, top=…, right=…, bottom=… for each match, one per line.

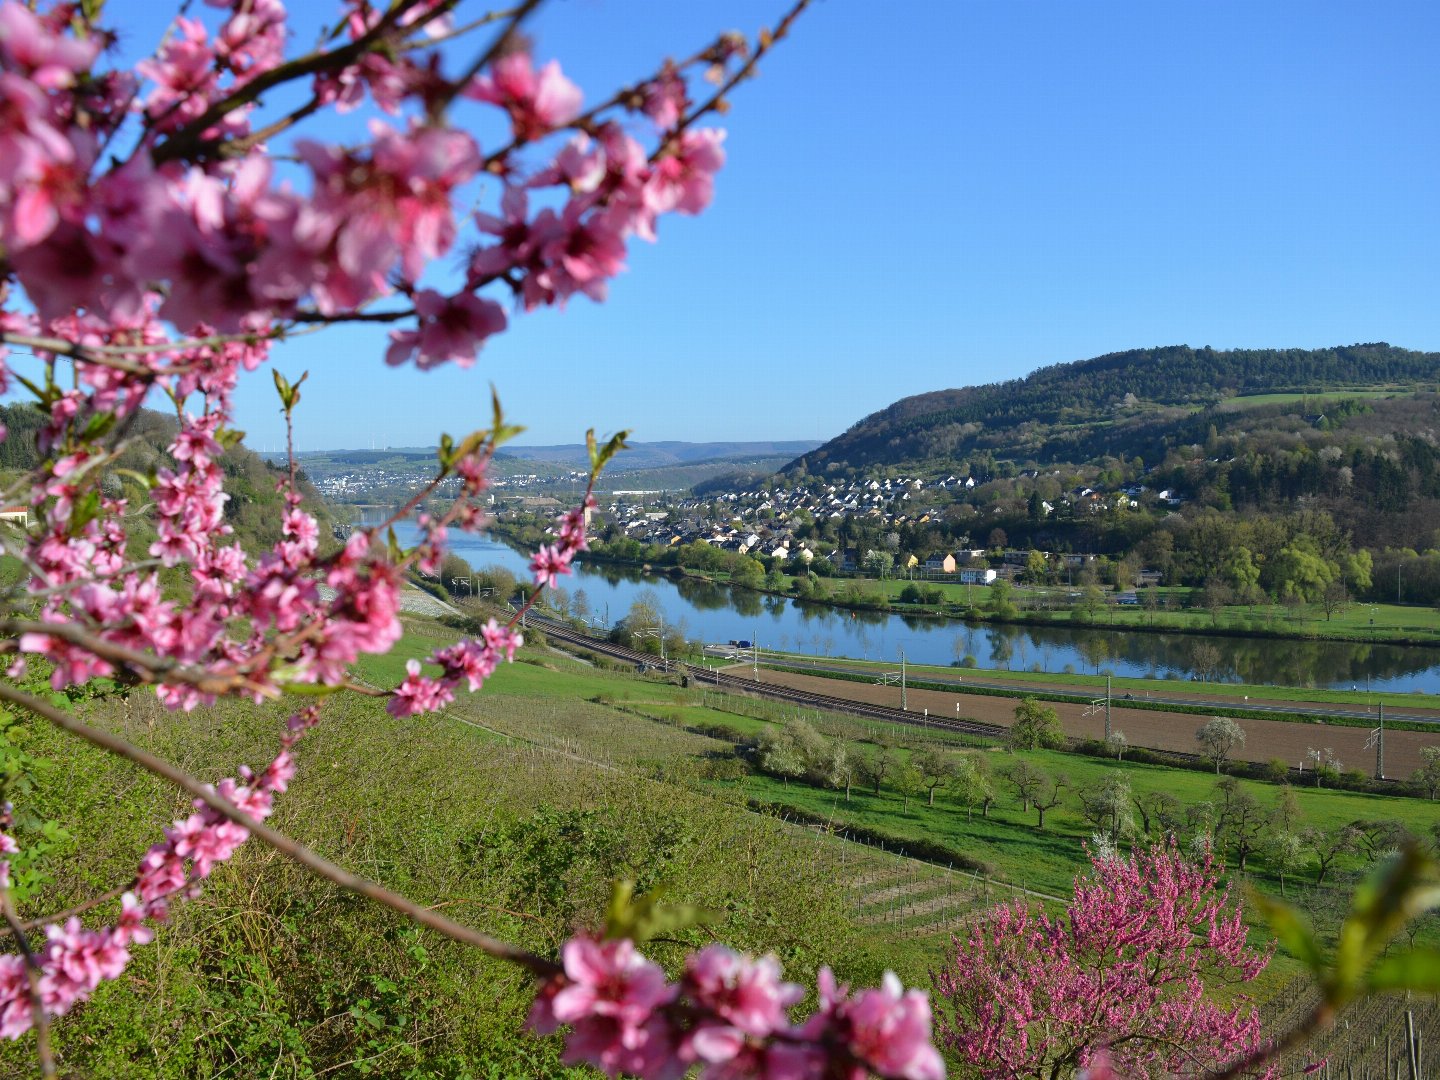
left=387, top=617, right=523, bottom=717
left=529, top=937, right=945, bottom=1080
left=0, top=706, right=317, bottom=1040
left=529, top=497, right=594, bottom=590
left=933, top=844, right=1271, bottom=1079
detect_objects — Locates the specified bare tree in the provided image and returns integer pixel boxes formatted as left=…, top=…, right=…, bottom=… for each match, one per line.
left=1004, top=759, right=1044, bottom=814
left=915, top=749, right=955, bottom=807
left=1196, top=716, right=1246, bottom=774
left=1033, top=771, right=1068, bottom=829
left=858, top=745, right=897, bottom=797
left=1302, top=825, right=1361, bottom=884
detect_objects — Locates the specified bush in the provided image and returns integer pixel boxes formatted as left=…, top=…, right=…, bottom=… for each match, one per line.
left=701, top=756, right=751, bottom=781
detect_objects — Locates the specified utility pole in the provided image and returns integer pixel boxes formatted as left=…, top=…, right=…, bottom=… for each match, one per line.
left=900, top=648, right=907, bottom=712
left=1105, top=674, right=1112, bottom=740
left=1377, top=701, right=1386, bottom=780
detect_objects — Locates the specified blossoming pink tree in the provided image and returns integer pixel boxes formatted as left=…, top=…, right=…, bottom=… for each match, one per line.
left=932, top=844, right=1273, bottom=1079
left=0, top=0, right=954, bottom=1076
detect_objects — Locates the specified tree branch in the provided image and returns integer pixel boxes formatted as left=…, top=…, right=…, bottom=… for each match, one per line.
left=0, top=884, right=56, bottom=1077
left=0, top=682, right=562, bottom=979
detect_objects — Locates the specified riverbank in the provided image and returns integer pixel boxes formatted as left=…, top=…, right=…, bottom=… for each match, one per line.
left=484, top=522, right=1440, bottom=649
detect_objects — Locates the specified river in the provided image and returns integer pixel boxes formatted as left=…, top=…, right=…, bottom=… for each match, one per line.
left=380, top=518, right=1440, bottom=693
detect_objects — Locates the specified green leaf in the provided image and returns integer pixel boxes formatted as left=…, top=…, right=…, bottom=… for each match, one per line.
left=275, top=681, right=341, bottom=697
left=603, top=878, right=717, bottom=945
left=272, top=370, right=308, bottom=411
left=452, top=428, right=492, bottom=464
left=82, top=412, right=117, bottom=441
left=112, top=468, right=154, bottom=490
left=216, top=428, right=246, bottom=450
left=12, top=372, right=53, bottom=405
left=386, top=526, right=404, bottom=563
left=68, top=490, right=101, bottom=534
left=1250, top=890, right=1325, bottom=975
left=438, top=433, right=456, bottom=468
left=1367, top=949, right=1440, bottom=993
left=1335, top=844, right=1440, bottom=992
left=587, top=429, right=631, bottom=476
left=490, top=387, right=524, bottom=447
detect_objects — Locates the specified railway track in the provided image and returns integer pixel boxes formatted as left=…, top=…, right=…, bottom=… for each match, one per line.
left=525, top=614, right=1007, bottom=740
left=753, top=657, right=1440, bottom=726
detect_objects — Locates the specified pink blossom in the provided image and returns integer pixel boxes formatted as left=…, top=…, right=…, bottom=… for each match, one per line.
left=537, top=200, right=628, bottom=305
left=471, top=184, right=546, bottom=280
left=531, top=936, right=679, bottom=1077
left=465, top=53, right=582, bottom=142
left=841, top=972, right=946, bottom=1080
left=640, top=67, right=687, bottom=129
left=645, top=128, right=726, bottom=222
left=684, top=945, right=802, bottom=1039
left=387, top=658, right=455, bottom=716
left=530, top=134, right=607, bottom=194
left=135, top=17, right=221, bottom=131
left=529, top=543, right=573, bottom=589
left=0, top=2, right=101, bottom=89
left=385, top=289, right=507, bottom=370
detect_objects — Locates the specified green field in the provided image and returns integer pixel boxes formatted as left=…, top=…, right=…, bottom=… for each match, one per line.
left=1215, top=390, right=1413, bottom=412
left=7, top=615, right=1434, bottom=1074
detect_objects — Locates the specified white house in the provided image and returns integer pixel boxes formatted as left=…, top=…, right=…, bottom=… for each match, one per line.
left=959, top=568, right=997, bottom=585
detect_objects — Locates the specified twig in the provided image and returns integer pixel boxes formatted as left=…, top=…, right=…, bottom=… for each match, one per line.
left=0, top=884, right=130, bottom=940
left=426, top=0, right=543, bottom=122
left=1205, top=1001, right=1335, bottom=1079
left=0, top=682, right=561, bottom=979
left=656, top=0, right=812, bottom=162
left=0, top=885, right=56, bottom=1077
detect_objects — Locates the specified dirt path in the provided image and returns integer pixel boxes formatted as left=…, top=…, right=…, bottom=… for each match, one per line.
left=728, top=669, right=1436, bottom=779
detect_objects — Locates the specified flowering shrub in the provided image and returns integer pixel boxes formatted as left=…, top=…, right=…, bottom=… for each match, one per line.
left=0, top=0, right=962, bottom=1075
left=932, top=844, right=1271, bottom=1079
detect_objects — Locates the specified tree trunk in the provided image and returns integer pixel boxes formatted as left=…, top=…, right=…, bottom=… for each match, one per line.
left=928, top=786, right=936, bottom=806
left=844, top=778, right=851, bottom=802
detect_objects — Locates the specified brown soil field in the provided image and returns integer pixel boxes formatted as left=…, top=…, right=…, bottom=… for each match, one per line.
left=726, top=669, right=1439, bottom=779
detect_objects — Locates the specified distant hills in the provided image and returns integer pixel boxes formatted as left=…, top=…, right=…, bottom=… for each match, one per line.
left=785, top=344, right=1440, bottom=477
left=498, top=440, right=821, bottom=472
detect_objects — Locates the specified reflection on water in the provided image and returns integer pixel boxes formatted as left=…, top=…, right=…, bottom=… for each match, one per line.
left=374, top=515, right=1440, bottom=692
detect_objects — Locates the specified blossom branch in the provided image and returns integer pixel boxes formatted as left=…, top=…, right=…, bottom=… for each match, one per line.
left=0, top=682, right=564, bottom=979
left=0, top=886, right=130, bottom=941
left=426, top=0, right=543, bottom=122
left=150, top=0, right=453, bottom=164
left=0, top=883, right=55, bottom=1078
left=658, top=0, right=811, bottom=161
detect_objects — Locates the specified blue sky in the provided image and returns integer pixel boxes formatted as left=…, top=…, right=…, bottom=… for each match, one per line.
left=33, top=1, right=1440, bottom=450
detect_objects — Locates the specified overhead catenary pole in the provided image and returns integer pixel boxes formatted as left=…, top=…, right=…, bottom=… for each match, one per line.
left=1378, top=701, right=1386, bottom=780
left=900, top=648, right=907, bottom=712
left=1105, top=674, right=1112, bottom=740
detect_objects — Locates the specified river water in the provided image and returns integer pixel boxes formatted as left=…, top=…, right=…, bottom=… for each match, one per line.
left=380, top=519, right=1440, bottom=693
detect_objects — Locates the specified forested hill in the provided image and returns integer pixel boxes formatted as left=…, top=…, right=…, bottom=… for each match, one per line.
left=0, top=403, right=336, bottom=554
left=785, top=344, right=1440, bottom=476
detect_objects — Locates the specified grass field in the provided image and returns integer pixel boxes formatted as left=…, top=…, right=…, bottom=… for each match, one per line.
left=1215, top=390, right=1413, bottom=412
left=11, top=613, right=1433, bottom=1073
